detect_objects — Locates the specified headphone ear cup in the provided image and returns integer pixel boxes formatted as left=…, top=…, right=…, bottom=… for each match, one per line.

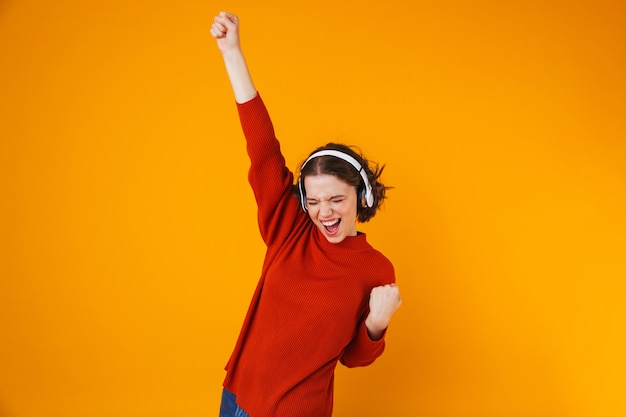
left=361, top=185, right=375, bottom=208
left=298, top=178, right=307, bottom=211
left=359, top=187, right=367, bottom=208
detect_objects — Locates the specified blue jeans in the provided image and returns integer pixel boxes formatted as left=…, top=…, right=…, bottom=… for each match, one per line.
left=219, top=388, right=250, bottom=417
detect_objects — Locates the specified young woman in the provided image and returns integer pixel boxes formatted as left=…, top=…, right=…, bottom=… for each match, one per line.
left=211, top=11, right=402, bottom=417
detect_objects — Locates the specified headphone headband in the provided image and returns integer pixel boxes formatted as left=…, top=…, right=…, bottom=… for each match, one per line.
left=298, top=149, right=374, bottom=210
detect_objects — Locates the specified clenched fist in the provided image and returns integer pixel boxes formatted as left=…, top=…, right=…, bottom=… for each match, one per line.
left=210, top=11, right=240, bottom=54
left=365, top=284, right=402, bottom=340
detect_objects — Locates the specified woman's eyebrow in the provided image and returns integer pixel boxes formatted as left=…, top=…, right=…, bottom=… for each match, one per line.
left=306, top=194, right=346, bottom=202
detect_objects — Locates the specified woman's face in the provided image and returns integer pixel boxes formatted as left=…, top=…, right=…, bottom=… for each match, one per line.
left=303, top=174, right=358, bottom=244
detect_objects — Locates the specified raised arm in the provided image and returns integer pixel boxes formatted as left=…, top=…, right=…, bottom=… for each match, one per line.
left=210, top=11, right=257, bottom=103
left=210, top=11, right=300, bottom=245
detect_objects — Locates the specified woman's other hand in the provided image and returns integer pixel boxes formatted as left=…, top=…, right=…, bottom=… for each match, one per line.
left=365, top=284, right=402, bottom=340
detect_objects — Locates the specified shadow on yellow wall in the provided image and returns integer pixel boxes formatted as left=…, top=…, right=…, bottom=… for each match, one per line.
left=1, top=1, right=625, bottom=416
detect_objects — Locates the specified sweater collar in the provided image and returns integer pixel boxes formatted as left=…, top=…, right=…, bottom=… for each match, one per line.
left=314, top=227, right=370, bottom=252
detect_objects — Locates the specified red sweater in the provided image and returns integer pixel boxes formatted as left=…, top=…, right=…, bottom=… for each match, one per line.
left=223, top=94, right=395, bottom=417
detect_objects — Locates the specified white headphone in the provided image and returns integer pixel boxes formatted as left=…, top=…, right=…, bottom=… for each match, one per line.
left=298, top=149, right=374, bottom=211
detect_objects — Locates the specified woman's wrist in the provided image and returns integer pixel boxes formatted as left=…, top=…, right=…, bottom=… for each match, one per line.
left=365, top=316, right=388, bottom=341
left=220, top=46, right=243, bottom=60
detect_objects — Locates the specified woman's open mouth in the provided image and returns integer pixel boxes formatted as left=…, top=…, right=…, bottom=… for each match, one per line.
left=321, top=219, right=341, bottom=235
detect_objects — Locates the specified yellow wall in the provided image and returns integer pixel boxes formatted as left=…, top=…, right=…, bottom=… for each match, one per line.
left=1, top=1, right=625, bottom=416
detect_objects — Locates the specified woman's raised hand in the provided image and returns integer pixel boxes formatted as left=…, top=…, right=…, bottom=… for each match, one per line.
left=210, top=11, right=240, bottom=54
left=210, top=11, right=256, bottom=103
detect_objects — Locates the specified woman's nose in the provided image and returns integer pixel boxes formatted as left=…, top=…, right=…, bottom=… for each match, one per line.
left=319, top=201, right=332, bottom=216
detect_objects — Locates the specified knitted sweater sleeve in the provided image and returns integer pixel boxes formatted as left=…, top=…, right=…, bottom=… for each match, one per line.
left=236, top=93, right=300, bottom=246
left=340, top=258, right=396, bottom=368
left=340, top=320, right=387, bottom=368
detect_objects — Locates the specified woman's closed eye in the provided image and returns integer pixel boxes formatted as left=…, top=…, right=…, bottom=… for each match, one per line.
left=307, top=197, right=345, bottom=206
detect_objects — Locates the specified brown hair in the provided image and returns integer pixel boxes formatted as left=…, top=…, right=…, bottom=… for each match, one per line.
left=297, top=143, right=391, bottom=222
